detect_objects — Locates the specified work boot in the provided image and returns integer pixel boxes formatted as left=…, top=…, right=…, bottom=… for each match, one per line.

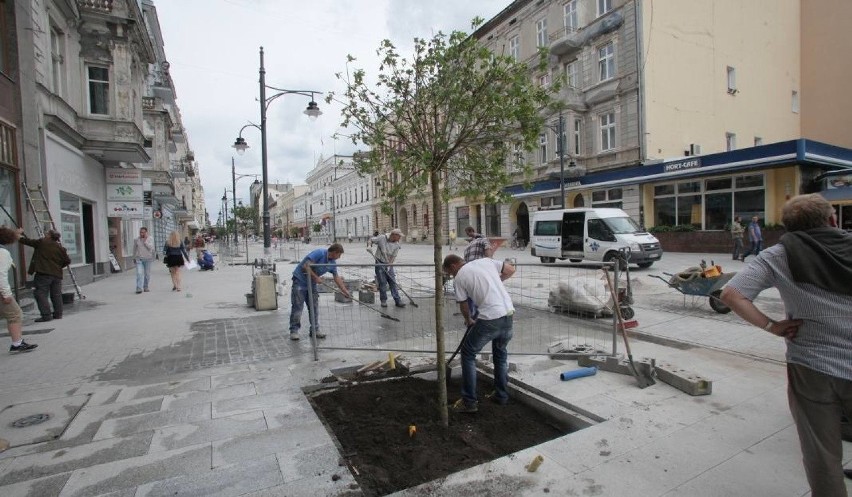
left=289, top=332, right=300, bottom=341
left=395, top=302, right=406, bottom=308
left=451, top=398, right=478, bottom=413
left=380, top=301, right=388, bottom=308
left=34, top=316, right=52, bottom=323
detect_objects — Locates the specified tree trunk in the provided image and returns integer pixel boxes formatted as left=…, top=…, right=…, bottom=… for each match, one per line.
left=431, top=169, right=448, bottom=427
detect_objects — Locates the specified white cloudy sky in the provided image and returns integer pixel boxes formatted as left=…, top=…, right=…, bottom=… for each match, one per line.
left=154, top=0, right=509, bottom=223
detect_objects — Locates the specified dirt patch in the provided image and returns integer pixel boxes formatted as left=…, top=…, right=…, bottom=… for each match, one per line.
left=311, top=375, right=571, bottom=496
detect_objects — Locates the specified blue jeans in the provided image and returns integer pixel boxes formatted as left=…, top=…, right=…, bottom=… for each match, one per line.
left=744, top=240, right=763, bottom=258
left=374, top=265, right=401, bottom=304
left=460, top=315, right=513, bottom=405
left=135, top=259, right=152, bottom=290
left=289, top=280, right=319, bottom=334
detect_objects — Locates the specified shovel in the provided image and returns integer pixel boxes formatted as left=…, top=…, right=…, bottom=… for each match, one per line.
left=316, top=280, right=400, bottom=322
left=445, top=323, right=474, bottom=385
left=366, top=248, right=419, bottom=307
left=602, top=267, right=655, bottom=388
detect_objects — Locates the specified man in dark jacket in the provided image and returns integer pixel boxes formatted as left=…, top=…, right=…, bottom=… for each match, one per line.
left=18, top=229, right=71, bottom=322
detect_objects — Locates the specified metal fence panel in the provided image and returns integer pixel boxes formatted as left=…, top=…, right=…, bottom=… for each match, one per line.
left=303, top=262, right=618, bottom=357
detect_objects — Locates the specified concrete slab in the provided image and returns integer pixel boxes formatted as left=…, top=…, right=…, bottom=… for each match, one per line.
left=59, top=397, right=163, bottom=445
left=114, top=377, right=211, bottom=403
left=134, top=454, right=282, bottom=497
left=57, top=443, right=211, bottom=497
left=150, top=411, right=267, bottom=452
left=0, top=432, right=152, bottom=486
left=0, top=471, right=72, bottom=497
left=211, top=390, right=304, bottom=418
left=161, top=382, right=256, bottom=410
left=0, top=394, right=89, bottom=447
left=93, top=404, right=211, bottom=440
left=212, top=422, right=327, bottom=468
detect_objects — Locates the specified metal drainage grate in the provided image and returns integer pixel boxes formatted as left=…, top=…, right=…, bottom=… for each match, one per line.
left=11, top=413, right=51, bottom=428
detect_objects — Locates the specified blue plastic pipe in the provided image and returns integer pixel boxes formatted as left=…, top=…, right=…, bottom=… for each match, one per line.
left=560, top=366, right=597, bottom=381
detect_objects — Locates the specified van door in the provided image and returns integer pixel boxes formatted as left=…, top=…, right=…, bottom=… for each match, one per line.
left=562, top=212, right=585, bottom=258
left=586, top=218, right=619, bottom=261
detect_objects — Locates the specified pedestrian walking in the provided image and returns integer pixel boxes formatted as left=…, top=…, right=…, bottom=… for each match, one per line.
left=193, top=235, right=205, bottom=261
left=730, top=216, right=744, bottom=260
left=371, top=229, right=405, bottom=308
left=0, top=227, right=36, bottom=353
left=163, top=231, right=189, bottom=292
left=18, top=228, right=70, bottom=322
left=463, top=226, right=493, bottom=262
left=720, top=194, right=852, bottom=496
left=347, top=231, right=353, bottom=243
left=740, top=215, right=763, bottom=261
left=132, top=227, right=155, bottom=294
left=289, top=243, right=350, bottom=341
left=442, top=253, right=516, bottom=413
left=448, top=229, right=457, bottom=251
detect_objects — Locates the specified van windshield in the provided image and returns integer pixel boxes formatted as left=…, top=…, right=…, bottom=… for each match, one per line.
left=603, top=217, right=641, bottom=234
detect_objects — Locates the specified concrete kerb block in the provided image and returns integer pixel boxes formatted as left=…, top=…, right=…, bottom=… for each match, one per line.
left=578, top=355, right=655, bottom=379
left=654, top=361, right=713, bottom=396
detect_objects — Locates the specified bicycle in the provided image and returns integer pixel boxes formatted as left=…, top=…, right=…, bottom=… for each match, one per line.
left=509, top=236, right=526, bottom=250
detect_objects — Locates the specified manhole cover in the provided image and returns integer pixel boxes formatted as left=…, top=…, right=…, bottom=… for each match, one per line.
left=12, top=413, right=51, bottom=428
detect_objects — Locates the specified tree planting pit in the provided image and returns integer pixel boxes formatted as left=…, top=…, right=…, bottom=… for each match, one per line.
left=308, top=371, right=593, bottom=496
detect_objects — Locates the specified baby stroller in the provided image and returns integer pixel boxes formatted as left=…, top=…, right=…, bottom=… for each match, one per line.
left=198, top=250, right=215, bottom=271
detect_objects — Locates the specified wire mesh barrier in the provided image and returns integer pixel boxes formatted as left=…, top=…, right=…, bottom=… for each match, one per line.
left=298, top=262, right=621, bottom=357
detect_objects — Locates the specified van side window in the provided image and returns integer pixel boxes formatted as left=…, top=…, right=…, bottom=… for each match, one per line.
left=587, top=219, right=615, bottom=241
left=534, top=220, right=561, bottom=236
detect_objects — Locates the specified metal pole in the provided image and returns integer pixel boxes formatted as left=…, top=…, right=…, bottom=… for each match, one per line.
left=223, top=189, right=229, bottom=253
left=232, top=158, right=238, bottom=244
left=259, top=47, right=271, bottom=258
left=558, top=112, right=566, bottom=209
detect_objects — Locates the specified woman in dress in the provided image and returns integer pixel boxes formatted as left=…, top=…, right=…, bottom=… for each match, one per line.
left=163, top=231, right=189, bottom=291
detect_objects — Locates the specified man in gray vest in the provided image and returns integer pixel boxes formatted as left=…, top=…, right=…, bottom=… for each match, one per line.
left=370, top=229, right=405, bottom=308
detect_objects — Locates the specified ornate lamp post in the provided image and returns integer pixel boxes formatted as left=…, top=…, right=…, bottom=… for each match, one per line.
left=230, top=157, right=260, bottom=244
left=543, top=112, right=576, bottom=208
left=232, top=47, right=322, bottom=259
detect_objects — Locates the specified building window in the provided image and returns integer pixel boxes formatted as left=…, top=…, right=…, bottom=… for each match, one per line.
left=792, top=90, right=799, bottom=113
left=565, top=60, right=579, bottom=88
left=754, top=136, right=763, bottom=146
left=0, top=1, right=9, bottom=75
left=600, top=112, right=615, bottom=152
left=508, top=35, right=520, bottom=61
left=597, top=0, right=613, bottom=16
left=87, top=66, right=110, bottom=115
left=592, top=188, right=623, bottom=209
left=573, top=118, right=582, bottom=155
left=456, top=206, right=470, bottom=233
left=598, top=42, right=614, bottom=81
left=0, top=121, right=15, bottom=167
left=538, top=72, right=550, bottom=87
left=540, top=196, right=561, bottom=210
left=726, top=132, right=736, bottom=151
left=563, top=1, right=578, bottom=32
left=536, top=18, right=548, bottom=47
left=726, top=66, right=737, bottom=94
left=50, top=25, right=65, bottom=97
left=539, top=133, right=548, bottom=164
left=653, top=174, right=765, bottom=230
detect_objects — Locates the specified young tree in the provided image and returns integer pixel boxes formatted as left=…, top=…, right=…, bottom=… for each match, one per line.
left=329, top=19, right=556, bottom=426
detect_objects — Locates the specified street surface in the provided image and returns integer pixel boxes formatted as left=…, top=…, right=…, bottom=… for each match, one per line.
left=0, top=239, right=848, bottom=496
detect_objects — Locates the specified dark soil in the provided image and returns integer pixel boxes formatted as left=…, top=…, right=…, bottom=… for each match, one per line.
left=310, top=375, right=570, bottom=496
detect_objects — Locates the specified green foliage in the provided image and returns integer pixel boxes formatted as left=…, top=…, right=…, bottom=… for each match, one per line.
left=233, top=205, right=258, bottom=234
left=648, top=224, right=698, bottom=233
left=312, top=223, right=323, bottom=234
left=672, top=224, right=698, bottom=232
left=328, top=19, right=557, bottom=208
left=647, top=225, right=672, bottom=233
left=763, top=222, right=785, bottom=231
left=289, top=227, right=301, bottom=238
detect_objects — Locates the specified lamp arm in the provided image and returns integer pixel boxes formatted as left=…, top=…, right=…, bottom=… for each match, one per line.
left=263, top=89, right=324, bottom=112
left=237, top=123, right=261, bottom=139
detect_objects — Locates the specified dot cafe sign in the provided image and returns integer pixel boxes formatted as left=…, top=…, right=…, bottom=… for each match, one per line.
left=664, top=158, right=702, bottom=173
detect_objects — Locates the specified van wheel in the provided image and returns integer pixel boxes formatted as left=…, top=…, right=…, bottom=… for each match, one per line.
left=637, top=262, right=653, bottom=269
left=540, top=257, right=555, bottom=263
left=604, top=252, right=627, bottom=270
left=569, top=259, right=582, bottom=263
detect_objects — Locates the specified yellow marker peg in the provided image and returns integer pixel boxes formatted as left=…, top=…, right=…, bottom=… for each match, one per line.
left=389, top=353, right=396, bottom=370
left=526, top=454, right=544, bottom=472
left=408, top=425, right=416, bottom=437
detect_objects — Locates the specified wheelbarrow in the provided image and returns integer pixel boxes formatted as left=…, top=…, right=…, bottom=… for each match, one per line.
left=648, top=271, right=736, bottom=314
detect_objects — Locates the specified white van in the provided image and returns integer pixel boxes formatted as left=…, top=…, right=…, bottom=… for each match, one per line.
left=530, top=208, right=663, bottom=267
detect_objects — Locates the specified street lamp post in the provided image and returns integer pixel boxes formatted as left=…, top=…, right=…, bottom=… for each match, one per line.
left=232, top=46, right=322, bottom=259
left=545, top=112, right=576, bottom=209
left=221, top=190, right=229, bottom=247
left=231, top=157, right=261, bottom=244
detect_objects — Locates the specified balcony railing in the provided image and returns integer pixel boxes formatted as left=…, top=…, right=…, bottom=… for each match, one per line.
left=141, top=97, right=156, bottom=111
left=77, top=0, right=113, bottom=13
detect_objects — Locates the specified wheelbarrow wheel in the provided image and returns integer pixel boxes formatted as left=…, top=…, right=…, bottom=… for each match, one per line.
left=709, top=290, right=732, bottom=314
left=620, top=306, right=635, bottom=320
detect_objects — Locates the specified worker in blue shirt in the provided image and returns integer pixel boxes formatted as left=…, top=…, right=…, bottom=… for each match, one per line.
left=289, top=243, right=350, bottom=340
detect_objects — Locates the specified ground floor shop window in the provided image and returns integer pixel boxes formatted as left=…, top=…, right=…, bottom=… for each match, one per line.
left=456, top=206, right=469, bottom=232
left=592, top=187, right=622, bottom=209
left=485, top=204, right=501, bottom=236
left=540, top=196, right=560, bottom=209
left=60, top=191, right=84, bottom=265
left=653, top=174, right=765, bottom=230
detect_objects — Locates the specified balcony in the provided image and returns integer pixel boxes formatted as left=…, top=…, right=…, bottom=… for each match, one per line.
left=77, top=0, right=113, bottom=13
left=557, top=86, right=587, bottom=112
left=169, top=160, right=187, bottom=179
left=549, top=11, right=623, bottom=60
left=141, top=97, right=157, bottom=111
left=77, top=117, right=150, bottom=163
